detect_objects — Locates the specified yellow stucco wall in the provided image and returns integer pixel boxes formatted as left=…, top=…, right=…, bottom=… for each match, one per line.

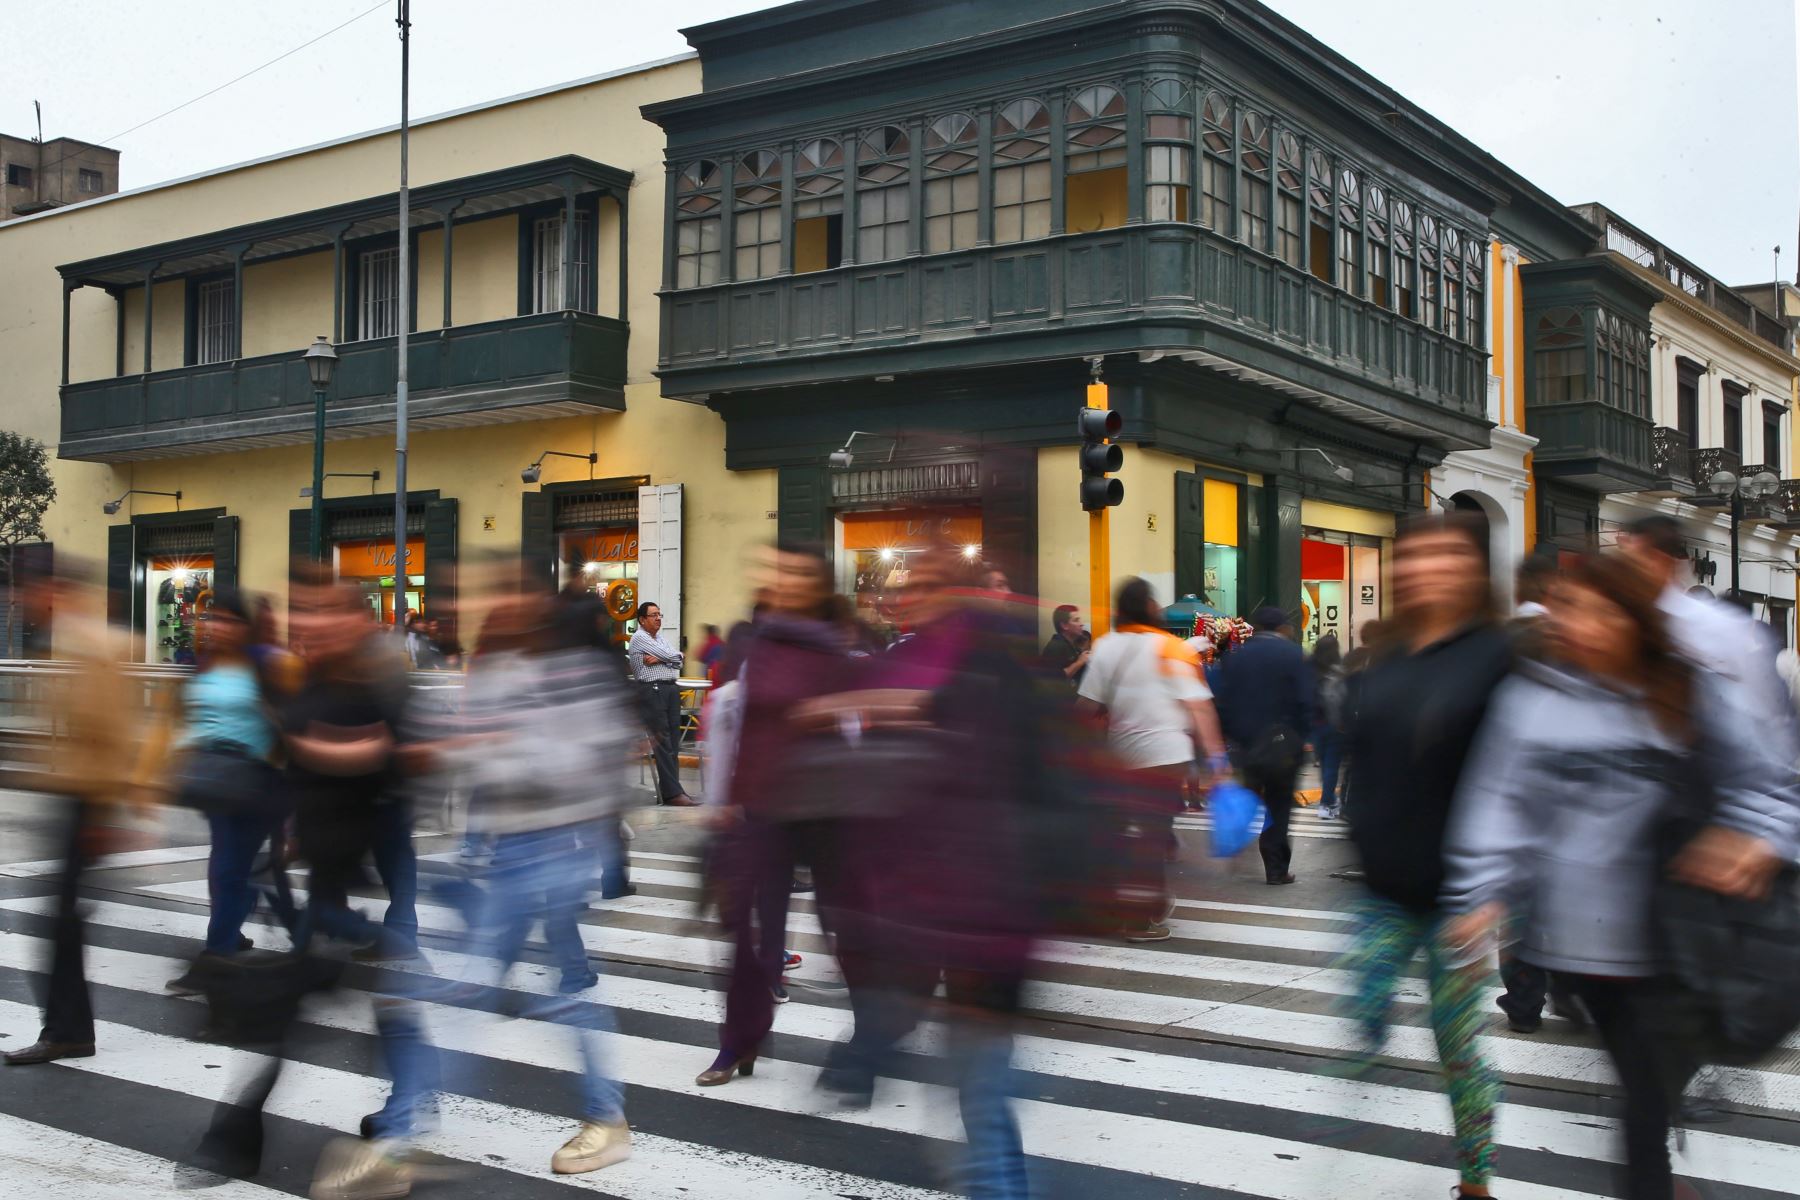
left=1037, top=444, right=1189, bottom=635
left=242, top=252, right=334, bottom=359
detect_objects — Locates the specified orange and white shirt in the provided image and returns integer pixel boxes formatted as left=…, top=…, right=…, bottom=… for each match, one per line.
left=1078, top=624, right=1211, bottom=769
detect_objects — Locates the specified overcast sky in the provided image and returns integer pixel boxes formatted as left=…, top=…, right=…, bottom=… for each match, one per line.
left=9, top=0, right=1797, bottom=285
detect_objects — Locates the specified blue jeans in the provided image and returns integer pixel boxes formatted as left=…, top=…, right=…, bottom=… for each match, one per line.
left=372, top=801, right=419, bottom=948
left=204, top=809, right=284, bottom=954
left=477, top=824, right=622, bottom=1121
left=953, top=1021, right=1029, bottom=1199
left=1316, top=726, right=1344, bottom=813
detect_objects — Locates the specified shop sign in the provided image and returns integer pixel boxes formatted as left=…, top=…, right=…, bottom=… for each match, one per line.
left=563, top=530, right=639, bottom=563
left=841, top=509, right=982, bottom=551
left=337, top=539, right=426, bottom=579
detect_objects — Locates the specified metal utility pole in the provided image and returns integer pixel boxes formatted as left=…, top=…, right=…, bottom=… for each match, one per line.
left=391, top=0, right=412, bottom=636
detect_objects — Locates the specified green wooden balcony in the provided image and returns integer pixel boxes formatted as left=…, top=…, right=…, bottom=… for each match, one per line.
left=658, top=221, right=1492, bottom=450
left=1526, top=400, right=1655, bottom=493
left=60, top=310, right=627, bottom=463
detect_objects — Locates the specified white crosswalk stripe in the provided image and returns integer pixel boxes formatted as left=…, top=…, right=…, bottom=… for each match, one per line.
left=2, top=844, right=1796, bottom=1198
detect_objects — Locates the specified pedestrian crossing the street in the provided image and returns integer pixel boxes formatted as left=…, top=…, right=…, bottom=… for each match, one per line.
left=2, top=837, right=1797, bottom=1199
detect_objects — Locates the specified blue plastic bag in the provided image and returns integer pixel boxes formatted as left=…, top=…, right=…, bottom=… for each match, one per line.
left=1207, top=781, right=1263, bottom=858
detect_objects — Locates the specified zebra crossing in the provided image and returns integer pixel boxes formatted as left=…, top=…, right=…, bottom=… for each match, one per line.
left=2, top=830, right=1797, bottom=1199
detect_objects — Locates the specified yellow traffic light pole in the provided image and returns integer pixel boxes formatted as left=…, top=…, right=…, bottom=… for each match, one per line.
left=1087, top=377, right=1111, bottom=636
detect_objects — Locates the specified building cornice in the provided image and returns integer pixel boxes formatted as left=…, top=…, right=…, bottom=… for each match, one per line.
left=1615, top=253, right=1800, bottom=379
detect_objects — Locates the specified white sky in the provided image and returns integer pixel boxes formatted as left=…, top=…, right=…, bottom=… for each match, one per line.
left=7, top=0, right=1797, bottom=285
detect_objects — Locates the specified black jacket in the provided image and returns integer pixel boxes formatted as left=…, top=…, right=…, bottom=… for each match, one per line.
left=1212, top=632, right=1313, bottom=748
left=1346, top=623, right=1514, bottom=913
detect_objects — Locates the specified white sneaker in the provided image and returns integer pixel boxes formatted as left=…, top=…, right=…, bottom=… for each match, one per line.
left=309, top=1137, right=412, bottom=1200
left=551, top=1119, right=632, bottom=1175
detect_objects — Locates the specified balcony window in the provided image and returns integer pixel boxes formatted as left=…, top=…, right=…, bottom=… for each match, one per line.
left=1198, top=91, right=1232, bottom=233
left=924, top=112, right=979, bottom=253
left=1239, top=111, right=1271, bottom=251
left=993, top=99, right=1052, bottom=243
left=1532, top=308, right=1587, bottom=403
left=1675, top=357, right=1702, bottom=439
left=1419, top=213, right=1440, bottom=330
left=1306, top=149, right=1332, bottom=284
left=733, top=150, right=783, bottom=280
left=1336, top=168, right=1361, bottom=296
left=856, top=125, right=911, bottom=263
left=1763, top=402, right=1784, bottom=468
left=1142, top=82, right=1192, bottom=226
left=674, top=159, right=723, bottom=288
left=1723, top=382, right=1746, bottom=456
left=1275, top=132, right=1303, bottom=268
left=1365, top=185, right=1390, bottom=308
left=793, top=138, right=845, bottom=273
left=533, top=211, right=592, bottom=313
left=196, top=278, right=235, bottom=365
left=1066, top=84, right=1127, bottom=233
left=1393, top=200, right=1416, bottom=319
left=1464, top=237, right=1485, bottom=349
left=358, top=247, right=400, bottom=340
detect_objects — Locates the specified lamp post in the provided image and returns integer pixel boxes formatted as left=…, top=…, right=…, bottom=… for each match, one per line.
left=304, top=336, right=339, bottom=562
left=1706, top=467, right=1779, bottom=600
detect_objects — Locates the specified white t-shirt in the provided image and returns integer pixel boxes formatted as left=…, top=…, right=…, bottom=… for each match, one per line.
left=1078, top=628, right=1212, bottom=769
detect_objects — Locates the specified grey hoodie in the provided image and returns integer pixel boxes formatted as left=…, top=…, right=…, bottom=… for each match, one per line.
left=1441, top=660, right=1800, bottom=977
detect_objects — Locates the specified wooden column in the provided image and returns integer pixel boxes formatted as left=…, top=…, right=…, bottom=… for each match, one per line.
left=60, top=281, right=73, bottom=386
left=1049, top=88, right=1068, bottom=236
left=441, top=202, right=460, bottom=328
left=778, top=145, right=796, bottom=276
left=112, top=287, right=125, bottom=376
left=562, top=180, right=578, bottom=310
left=142, top=265, right=156, bottom=373
left=231, top=245, right=246, bottom=358
left=331, top=228, right=346, bottom=344
left=1125, top=78, right=1145, bottom=225
left=615, top=190, right=629, bottom=321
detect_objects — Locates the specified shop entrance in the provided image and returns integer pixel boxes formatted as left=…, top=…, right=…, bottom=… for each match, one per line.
left=335, top=538, right=425, bottom=626
left=106, top=510, right=238, bottom=663
left=838, top=507, right=983, bottom=635
left=288, top=493, right=457, bottom=630
left=1300, top=530, right=1384, bottom=651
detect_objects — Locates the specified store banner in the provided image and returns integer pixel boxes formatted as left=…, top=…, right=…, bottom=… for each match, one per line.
left=337, top=539, right=426, bottom=580
left=563, top=529, right=639, bottom=563
left=840, top=509, right=982, bottom=551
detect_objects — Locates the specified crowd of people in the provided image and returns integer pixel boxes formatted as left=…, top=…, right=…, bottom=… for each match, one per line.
left=5, top=515, right=1799, bottom=1200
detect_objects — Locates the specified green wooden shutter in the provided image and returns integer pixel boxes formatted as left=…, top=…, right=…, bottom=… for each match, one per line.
left=979, top=447, right=1037, bottom=597
left=423, top=497, right=458, bottom=618
left=212, top=515, right=240, bottom=591
left=521, top=490, right=556, bottom=592
left=1241, top=483, right=1265, bottom=614
left=106, top=523, right=135, bottom=627
left=289, top=507, right=311, bottom=565
left=1271, top=480, right=1303, bottom=622
left=777, top=465, right=829, bottom=552
left=1174, top=471, right=1203, bottom=601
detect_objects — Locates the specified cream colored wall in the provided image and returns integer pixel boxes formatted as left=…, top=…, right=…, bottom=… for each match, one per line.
left=117, top=280, right=186, bottom=377
left=0, top=56, right=701, bottom=604
left=104, top=382, right=774, bottom=642
left=1299, top=499, right=1395, bottom=538
left=1649, top=298, right=1799, bottom=467
left=242, top=252, right=334, bottom=358
left=1036, top=445, right=1187, bottom=637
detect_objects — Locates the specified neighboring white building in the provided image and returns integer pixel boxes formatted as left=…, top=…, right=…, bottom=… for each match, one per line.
left=1576, top=206, right=1800, bottom=644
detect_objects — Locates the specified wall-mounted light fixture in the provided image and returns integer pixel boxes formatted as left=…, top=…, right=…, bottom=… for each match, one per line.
left=101, top=489, right=181, bottom=516
left=829, top=431, right=900, bottom=470
left=521, top=451, right=597, bottom=485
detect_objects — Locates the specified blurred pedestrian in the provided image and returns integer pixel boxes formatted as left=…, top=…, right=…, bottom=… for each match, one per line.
left=1211, top=605, right=1312, bottom=884
left=3, top=566, right=140, bottom=1067
left=1309, top=633, right=1345, bottom=819
left=629, top=600, right=697, bottom=807
left=1077, top=577, right=1226, bottom=939
left=697, top=623, right=727, bottom=678
left=165, top=587, right=289, bottom=995
left=1339, top=514, right=1508, bottom=1199
left=1444, top=552, right=1799, bottom=1200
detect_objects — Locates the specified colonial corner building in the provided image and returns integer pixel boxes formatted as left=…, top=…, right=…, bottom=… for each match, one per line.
left=1, top=0, right=1796, bottom=659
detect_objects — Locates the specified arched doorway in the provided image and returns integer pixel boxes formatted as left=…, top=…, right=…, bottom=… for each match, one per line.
left=1450, top=489, right=1513, bottom=605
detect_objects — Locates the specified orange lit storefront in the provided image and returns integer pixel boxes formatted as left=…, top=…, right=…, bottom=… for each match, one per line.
left=335, top=538, right=426, bottom=625
left=838, top=506, right=983, bottom=629
left=292, top=494, right=459, bottom=627
left=106, top=509, right=240, bottom=664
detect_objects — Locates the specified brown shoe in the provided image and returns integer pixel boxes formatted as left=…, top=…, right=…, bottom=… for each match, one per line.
left=694, top=1053, right=756, bottom=1086
left=662, top=794, right=701, bottom=808
left=4, top=1040, right=96, bottom=1065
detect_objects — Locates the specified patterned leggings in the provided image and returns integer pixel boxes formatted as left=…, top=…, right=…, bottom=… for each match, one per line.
left=1340, top=897, right=1500, bottom=1188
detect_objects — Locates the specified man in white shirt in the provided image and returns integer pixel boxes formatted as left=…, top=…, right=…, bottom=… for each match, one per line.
left=1078, top=577, right=1227, bottom=941
left=628, top=601, right=696, bottom=806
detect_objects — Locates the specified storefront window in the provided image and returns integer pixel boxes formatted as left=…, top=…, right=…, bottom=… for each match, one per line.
left=335, top=539, right=424, bottom=626
left=838, top=508, right=982, bottom=634
left=146, top=557, right=214, bottom=665
left=1301, top=531, right=1384, bottom=650
left=1201, top=478, right=1240, bottom=616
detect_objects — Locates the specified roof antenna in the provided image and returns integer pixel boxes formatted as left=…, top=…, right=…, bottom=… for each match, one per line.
left=33, top=99, right=42, bottom=143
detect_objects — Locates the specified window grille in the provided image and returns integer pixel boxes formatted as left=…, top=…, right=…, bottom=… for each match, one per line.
left=533, top=212, right=593, bottom=313
left=993, top=98, right=1052, bottom=243
left=358, top=247, right=399, bottom=340
left=1276, top=131, right=1303, bottom=267
left=732, top=150, right=783, bottom=280
left=857, top=126, right=911, bottom=263
left=674, top=160, right=722, bottom=288
left=923, top=112, right=979, bottom=253
left=197, top=278, right=235, bottom=365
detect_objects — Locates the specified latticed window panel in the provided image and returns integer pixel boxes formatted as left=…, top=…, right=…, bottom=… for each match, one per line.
left=1066, top=83, right=1126, bottom=173
left=533, top=212, right=592, bottom=314
left=994, top=160, right=1051, bottom=243
left=858, top=183, right=910, bottom=263
left=733, top=149, right=783, bottom=280
left=794, top=138, right=845, bottom=219
left=197, top=278, right=235, bottom=365
left=675, top=159, right=723, bottom=287
left=358, top=248, right=399, bottom=340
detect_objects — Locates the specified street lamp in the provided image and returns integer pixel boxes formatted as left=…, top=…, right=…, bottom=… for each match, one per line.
left=520, top=450, right=597, bottom=485
left=1707, top=467, right=1779, bottom=600
left=303, top=336, right=339, bottom=562
left=100, top=489, right=180, bottom=516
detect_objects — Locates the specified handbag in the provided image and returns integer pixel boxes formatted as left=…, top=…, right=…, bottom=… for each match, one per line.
left=1653, top=753, right=1800, bottom=1066
left=175, top=742, right=280, bottom=817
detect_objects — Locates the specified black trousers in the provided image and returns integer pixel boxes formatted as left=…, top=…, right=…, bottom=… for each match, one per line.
left=1245, top=763, right=1298, bottom=880
left=640, top=681, right=685, bottom=801
left=39, top=801, right=95, bottom=1045
left=1566, top=974, right=1701, bottom=1200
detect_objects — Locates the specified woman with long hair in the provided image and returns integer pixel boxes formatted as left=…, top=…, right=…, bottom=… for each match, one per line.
left=1340, top=514, right=1510, bottom=1198
left=1309, top=633, right=1345, bottom=818
left=1444, top=553, right=1796, bottom=1199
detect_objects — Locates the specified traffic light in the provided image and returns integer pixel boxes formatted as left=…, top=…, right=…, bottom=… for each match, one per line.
left=1079, top=397, right=1124, bottom=511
